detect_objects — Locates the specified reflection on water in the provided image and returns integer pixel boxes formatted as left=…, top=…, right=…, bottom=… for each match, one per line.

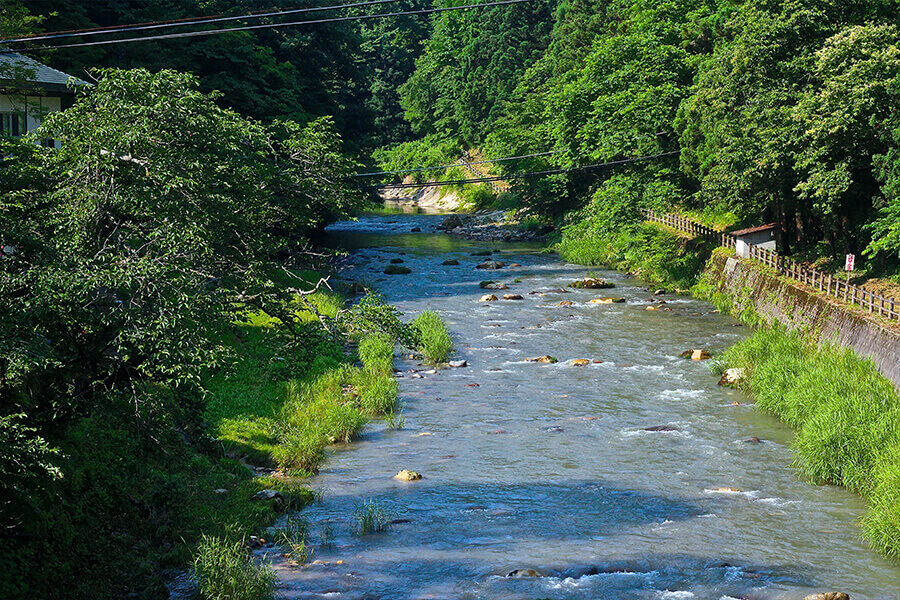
left=270, top=214, right=900, bottom=600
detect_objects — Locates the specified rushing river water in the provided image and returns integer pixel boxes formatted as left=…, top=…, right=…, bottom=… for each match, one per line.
left=267, top=212, right=899, bottom=600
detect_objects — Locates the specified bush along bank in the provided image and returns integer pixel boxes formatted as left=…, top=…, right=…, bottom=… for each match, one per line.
left=559, top=220, right=900, bottom=559
left=556, top=212, right=714, bottom=291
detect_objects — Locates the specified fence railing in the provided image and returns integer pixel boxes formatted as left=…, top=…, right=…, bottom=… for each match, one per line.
left=459, top=155, right=509, bottom=194
left=642, top=209, right=900, bottom=322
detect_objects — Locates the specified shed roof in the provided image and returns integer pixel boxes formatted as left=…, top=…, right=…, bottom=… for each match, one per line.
left=0, top=50, right=88, bottom=93
left=731, top=223, right=778, bottom=237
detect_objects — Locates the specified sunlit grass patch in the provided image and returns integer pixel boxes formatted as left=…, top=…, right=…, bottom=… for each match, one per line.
left=412, top=310, right=452, bottom=364
left=193, top=534, right=276, bottom=600
left=723, top=326, right=900, bottom=557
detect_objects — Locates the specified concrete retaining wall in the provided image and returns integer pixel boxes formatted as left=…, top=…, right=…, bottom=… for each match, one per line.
left=704, top=252, right=900, bottom=388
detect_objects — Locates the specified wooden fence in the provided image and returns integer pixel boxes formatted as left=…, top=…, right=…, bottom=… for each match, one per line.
left=642, top=209, right=900, bottom=322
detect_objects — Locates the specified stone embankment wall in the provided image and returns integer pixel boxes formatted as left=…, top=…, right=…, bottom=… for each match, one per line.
left=704, top=251, right=900, bottom=389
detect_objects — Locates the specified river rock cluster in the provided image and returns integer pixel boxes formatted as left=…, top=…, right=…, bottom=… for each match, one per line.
left=437, top=211, right=550, bottom=242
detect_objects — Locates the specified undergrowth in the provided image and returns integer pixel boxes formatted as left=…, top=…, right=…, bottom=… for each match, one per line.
left=722, top=327, right=900, bottom=558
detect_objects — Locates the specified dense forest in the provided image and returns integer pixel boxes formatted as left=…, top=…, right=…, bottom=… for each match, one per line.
left=2, top=0, right=900, bottom=597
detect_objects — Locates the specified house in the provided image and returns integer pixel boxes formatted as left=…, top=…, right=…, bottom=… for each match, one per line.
left=732, top=223, right=778, bottom=258
left=0, top=50, right=87, bottom=146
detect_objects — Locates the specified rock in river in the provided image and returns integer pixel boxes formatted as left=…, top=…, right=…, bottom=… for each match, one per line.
left=569, top=277, right=614, bottom=289
left=802, top=594, right=850, bottom=600
left=527, top=355, right=558, bottom=364
left=394, top=470, right=423, bottom=481
left=718, top=367, right=746, bottom=386
left=476, top=260, right=506, bottom=270
left=442, top=215, right=463, bottom=230
left=390, top=258, right=405, bottom=264
left=502, top=294, right=523, bottom=300
left=384, top=265, right=412, bottom=275
left=557, top=300, right=575, bottom=307
left=448, top=360, right=468, bottom=368
left=442, top=259, right=460, bottom=266
left=644, top=425, right=678, bottom=432
left=681, top=349, right=711, bottom=360
left=589, top=297, right=625, bottom=304
left=480, top=294, right=498, bottom=302
left=571, top=359, right=591, bottom=366
left=506, top=569, right=541, bottom=578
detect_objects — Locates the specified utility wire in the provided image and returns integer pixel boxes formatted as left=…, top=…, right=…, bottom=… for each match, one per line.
left=3, top=0, right=535, bottom=54
left=353, top=150, right=559, bottom=177
left=366, top=151, right=681, bottom=189
left=0, top=0, right=404, bottom=44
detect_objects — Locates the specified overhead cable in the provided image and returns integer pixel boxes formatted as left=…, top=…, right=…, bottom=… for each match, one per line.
left=0, top=0, right=403, bottom=44
left=367, top=150, right=681, bottom=189
left=353, top=150, right=559, bottom=177
left=2, top=0, right=535, bottom=53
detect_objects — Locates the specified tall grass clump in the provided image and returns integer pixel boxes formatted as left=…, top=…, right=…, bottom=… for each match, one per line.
left=358, top=333, right=395, bottom=375
left=193, top=534, right=276, bottom=600
left=411, top=310, right=452, bottom=364
left=722, top=326, right=900, bottom=557
left=352, top=500, right=395, bottom=535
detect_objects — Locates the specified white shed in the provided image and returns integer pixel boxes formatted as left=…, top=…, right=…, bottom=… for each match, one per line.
left=732, top=223, right=778, bottom=258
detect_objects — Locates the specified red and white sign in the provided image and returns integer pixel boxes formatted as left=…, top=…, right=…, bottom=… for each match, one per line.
left=845, top=254, right=855, bottom=271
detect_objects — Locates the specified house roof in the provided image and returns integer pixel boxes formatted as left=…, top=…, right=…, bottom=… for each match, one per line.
left=0, top=50, right=88, bottom=93
left=731, top=223, right=778, bottom=237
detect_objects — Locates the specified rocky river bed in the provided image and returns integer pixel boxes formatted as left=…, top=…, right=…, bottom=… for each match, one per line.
left=261, top=211, right=899, bottom=600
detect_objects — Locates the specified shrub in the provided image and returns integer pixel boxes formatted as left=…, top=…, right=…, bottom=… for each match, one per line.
left=193, top=534, right=276, bottom=600
left=411, top=310, right=452, bottom=364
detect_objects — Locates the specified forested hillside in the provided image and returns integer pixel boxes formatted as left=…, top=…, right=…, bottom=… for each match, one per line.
left=382, top=0, right=900, bottom=278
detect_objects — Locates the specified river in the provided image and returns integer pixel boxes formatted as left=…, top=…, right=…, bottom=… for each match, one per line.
left=267, top=211, right=899, bottom=600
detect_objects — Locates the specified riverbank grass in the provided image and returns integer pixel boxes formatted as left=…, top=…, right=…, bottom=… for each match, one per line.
left=193, top=534, right=276, bottom=600
left=412, top=310, right=453, bottom=363
left=722, top=327, right=900, bottom=557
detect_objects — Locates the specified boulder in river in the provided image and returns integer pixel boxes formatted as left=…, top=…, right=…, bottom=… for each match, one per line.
left=718, top=367, right=746, bottom=386
left=485, top=283, right=509, bottom=290
left=506, top=569, right=541, bottom=578
left=653, top=288, right=667, bottom=295
left=569, top=277, right=614, bottom=289
left=589, top=297, right=625, bottom=304
left=680, top=349, right=711, bottom=360
left=802, top=593, right=850, bottom=600
left=442, top=259, right=460, bottom=266
left=390, top=258, right=405, bottom=264
left=744, top=436, right=763, bottom=444
left=557, top=300, right=575, bottom=307
left=644, top=425, right=678, bottom=432
left=476, top=260, right=506, bottom=270
left=480, top=294, right=499, bottom=302
left=384, top=265, right=412, bottom=275
left=410, top=227, right=421, bottom=232
left=394, top=470, right=423, bottom=481
left=645, top=305, right=660, bottom=311
left=442, top=215, right=463, bottom=230
left=508, top=263, right=522, bottom=267
left=502, top=294, right=523, bottom=300
left=571, top=359, right=591, bottom=366
left=527, top=355, right=558, bottom=364
left=448, top=360, right=468, bottom=368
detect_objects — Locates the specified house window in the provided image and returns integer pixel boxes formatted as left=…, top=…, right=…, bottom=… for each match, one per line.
left=1, top=113, right=27, bottom=137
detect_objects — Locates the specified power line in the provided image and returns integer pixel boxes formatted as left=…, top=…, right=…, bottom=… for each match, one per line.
left=367, top=151, right=681, bottom=189
left=3, top=0, right=535, bottom=54
left=353, top=150, right=559, bottom=177
left=0, top=0, right=404, bottom=44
